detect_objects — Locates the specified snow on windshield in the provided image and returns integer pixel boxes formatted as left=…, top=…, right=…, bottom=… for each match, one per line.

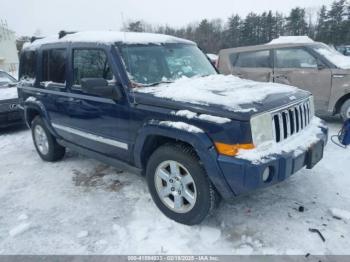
left=120, top=44, right=216, bottom=85
left=313, top=44, right=350, bottom=69
left=136, top=74, right=298, bottom=112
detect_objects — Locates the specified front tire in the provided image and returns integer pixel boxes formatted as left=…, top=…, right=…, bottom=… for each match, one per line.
left=146, top=143, right=219, bottom=225
left=31, top=116, right=65, bottom=162
left=340, top=99, right=350, bottom=121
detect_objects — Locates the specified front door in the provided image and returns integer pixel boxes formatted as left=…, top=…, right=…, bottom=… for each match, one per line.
left=232, top=50, right=273, bottom=82
left=53, top=46, right=131, bottom=162
left=273, top=47, right=332, bottom=114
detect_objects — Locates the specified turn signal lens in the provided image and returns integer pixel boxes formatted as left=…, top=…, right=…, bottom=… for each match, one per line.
left=214, top=142, right=255, bottom=156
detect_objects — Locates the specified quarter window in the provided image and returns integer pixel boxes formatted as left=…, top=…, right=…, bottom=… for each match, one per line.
left=42, top=49, right=67, bottom=83
left=73, top=49, right=113, bottom=85
left=235, top=50, right=271, bottom=68
left=275, top=48, right=318, bottom=69
left=20, top=51, right=37, bottom=79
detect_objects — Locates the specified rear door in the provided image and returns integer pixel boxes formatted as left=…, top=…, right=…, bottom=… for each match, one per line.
left=231, top=50, right=273, bottom=82
left=273, top=47, right=332, bottom=113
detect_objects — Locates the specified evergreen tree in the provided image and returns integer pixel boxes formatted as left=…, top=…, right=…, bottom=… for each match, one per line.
left=224, top=14, right=242, bottom=48
left=316, top=5, right=329, bottom=43
left=286, top=8, right=308, bottom=35
left=327, top=0, right=347, bottom=44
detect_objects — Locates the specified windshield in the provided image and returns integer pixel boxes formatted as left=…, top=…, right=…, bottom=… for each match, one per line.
left=119, top=44, right=217, bottom=86
left=311, top=44, right=350, bottom=69
left=0, top=72, right=16, bottom=87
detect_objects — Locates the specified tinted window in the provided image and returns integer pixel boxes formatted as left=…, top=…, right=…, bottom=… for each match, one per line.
left=20, top=51, right=36, bottom=79
left=73, top=49, right=113, bottom=85
left=42, top=49, right=66, bottom=83
left=275, top=48, right=318, bottom=69
left=235, top=50, right=270, bottom=68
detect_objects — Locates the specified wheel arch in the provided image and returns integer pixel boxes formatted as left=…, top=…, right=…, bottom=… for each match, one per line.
left=334, top=93, right=350, bottom=115
left=134, top=121, right=235, bottom=199
left=24, top=97, right=57, bottom=136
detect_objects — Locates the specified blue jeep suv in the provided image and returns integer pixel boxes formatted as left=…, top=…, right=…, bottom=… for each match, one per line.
left=17, top=31, right=328, bottom=225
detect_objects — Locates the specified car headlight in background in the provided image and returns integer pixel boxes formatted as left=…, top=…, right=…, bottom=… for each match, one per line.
left=250, top=112, right=274, bottom=147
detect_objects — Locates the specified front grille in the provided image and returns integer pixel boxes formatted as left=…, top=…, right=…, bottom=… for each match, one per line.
left=272, top=99, right=312, bottom=143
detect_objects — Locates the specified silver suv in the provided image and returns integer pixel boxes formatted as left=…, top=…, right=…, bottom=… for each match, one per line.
left=218, top=42, right=350, bottom=120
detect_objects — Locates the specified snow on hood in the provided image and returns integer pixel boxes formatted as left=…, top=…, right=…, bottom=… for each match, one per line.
left=313, top=44, right=350, bottom=69
left=0, top=87, right=18, bottom=100
left=135, top=75, right=298, bottom=112
left=267, top=36, right=314, bottom=45
left=24, top=31, right=194, bottom=50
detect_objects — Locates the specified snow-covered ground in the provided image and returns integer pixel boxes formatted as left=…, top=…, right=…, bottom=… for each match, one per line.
left=0, top=121, right=349, bottom=255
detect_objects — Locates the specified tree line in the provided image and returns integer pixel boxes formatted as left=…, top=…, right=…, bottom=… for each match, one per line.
left=124, top=0, right=350, bottom=53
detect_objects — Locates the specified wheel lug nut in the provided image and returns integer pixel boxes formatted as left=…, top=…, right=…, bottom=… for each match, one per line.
left=171, top=187, right=175, bottom=191
left=169, top=179, right=173, bottom=183
left=178, top=190, right=181, bottom=194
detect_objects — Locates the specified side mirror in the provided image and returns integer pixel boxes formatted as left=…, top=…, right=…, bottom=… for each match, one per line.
left=81, top=78, right=122, bottom=100
left=317, top=63, right=326, bottom=70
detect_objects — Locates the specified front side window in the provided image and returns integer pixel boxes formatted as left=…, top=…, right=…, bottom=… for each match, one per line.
left=275, top=48, right=318, bottom=69
left=42, top=49, right=67, bottom=83
left=119, top=44, right=216, bottom=86
left=73, top=49, right=113, bottom=85
left=235, top=50, right=271, bottom=68
left=20, top=51, right=37, bottom=79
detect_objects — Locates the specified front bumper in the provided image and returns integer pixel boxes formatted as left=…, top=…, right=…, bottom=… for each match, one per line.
left=217, top=125, right=328, bottom=196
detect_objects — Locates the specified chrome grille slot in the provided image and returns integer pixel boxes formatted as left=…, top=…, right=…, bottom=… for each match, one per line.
left=272, top=99, right=313, bottom=143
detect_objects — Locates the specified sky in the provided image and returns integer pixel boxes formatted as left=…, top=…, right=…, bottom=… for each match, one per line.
left=0, top=0, right=335, bottom=37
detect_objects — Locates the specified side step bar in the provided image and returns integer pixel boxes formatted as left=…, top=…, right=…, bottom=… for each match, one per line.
left=58, top=139, right=142, bottom=175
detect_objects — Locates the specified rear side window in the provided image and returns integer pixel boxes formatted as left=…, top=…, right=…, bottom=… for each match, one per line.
left=42, top=49, right=67, bottom=84
left=275, top=48, right=318, bottom=69
left=73, top=49, right=113, bottom=86
left=235, top=50, right=270, bottom=68
left=20, top=51, right=37, bottom=79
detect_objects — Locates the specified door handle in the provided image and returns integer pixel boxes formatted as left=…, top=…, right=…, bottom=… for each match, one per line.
left=275, top=75, right=288, bottom=80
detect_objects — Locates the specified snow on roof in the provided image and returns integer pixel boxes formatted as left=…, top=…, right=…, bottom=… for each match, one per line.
left=136, top=74, right=298, bottom=112
left=206, top=53, right=218, bottom=61
left=23, top=31, right=195, bottom=50
left=267, top=36, right=315, bottom=45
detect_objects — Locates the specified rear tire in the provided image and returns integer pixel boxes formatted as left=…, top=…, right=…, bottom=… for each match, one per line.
left=146, top=143, right=220, bottom=225
left=340, top=99, right=350, bottom=121
left=31, top=116, right=65, bottom=162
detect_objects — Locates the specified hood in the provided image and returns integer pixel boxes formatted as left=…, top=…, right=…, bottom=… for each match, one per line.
left=133, top=75, right=310, bottom=121
left=0, top=86, right=18, bottom=101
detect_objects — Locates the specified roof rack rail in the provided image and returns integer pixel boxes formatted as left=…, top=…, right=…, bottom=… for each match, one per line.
left=58, top=30, right=77, bottom=39
left=30, top=36, right=44, bottom=43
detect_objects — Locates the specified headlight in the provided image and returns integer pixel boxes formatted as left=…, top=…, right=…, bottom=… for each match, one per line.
left=250, top=112, right=274, bottom=147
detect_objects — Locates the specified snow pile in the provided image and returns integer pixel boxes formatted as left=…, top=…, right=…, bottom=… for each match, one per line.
left=24, top=31, right=194, bottom=50
left=172, top=110, right=231, bottom=124
left=330, top=208, right=350, bottom=220
left=0, top=87, right=18, bottom=100
left=9, top=223, right=32, bottom=237
left=159, top=121, right=204, bottom=133
left=237, top=117, right=325, bottom=163
left=136, top=75, right=297, bottom=112
left=267, top=36, right=314, bottom=45
left=313, top=45, right=350, bottom=69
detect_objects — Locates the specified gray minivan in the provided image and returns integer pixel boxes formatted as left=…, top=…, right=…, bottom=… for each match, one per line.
left=218, top=42, right=350, bottom=120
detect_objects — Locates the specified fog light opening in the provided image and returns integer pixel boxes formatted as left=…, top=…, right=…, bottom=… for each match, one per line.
left=262, top=166, right=274, bottom=183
